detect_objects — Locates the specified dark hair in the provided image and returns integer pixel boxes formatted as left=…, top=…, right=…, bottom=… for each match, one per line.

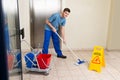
left=63, top=8, right=71, bottom=13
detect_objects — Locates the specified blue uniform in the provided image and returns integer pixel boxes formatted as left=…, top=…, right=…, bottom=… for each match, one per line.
left=42, top=13, right=66, bottom=56
left=45, top=13, right=66, bottom=31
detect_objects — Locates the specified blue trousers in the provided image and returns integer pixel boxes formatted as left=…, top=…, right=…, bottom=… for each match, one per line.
left=42, top=30, right=62, bottom=56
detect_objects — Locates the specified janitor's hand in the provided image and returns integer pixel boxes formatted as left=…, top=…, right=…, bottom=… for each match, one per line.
left=63, top=39, right=66, bottom=45
left=52, top=27, right=56, bottom=32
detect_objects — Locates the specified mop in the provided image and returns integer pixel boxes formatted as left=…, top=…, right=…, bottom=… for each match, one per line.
left=55, top=32, right=85, bottom=65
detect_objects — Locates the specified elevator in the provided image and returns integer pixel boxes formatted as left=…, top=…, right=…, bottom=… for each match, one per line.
left=2, top=0, right=22, bottom=79
left=30, top=0, right=62, bottom=48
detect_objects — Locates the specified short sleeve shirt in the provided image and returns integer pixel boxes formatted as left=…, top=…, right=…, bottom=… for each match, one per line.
left=45, top=13, right=66, bottom=31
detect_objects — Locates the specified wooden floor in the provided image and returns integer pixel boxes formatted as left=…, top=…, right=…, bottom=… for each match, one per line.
left=10, top=50, right=120, bottom=80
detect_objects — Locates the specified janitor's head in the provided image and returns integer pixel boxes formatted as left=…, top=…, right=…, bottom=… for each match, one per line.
left=62, top=8, right=71, bottom=18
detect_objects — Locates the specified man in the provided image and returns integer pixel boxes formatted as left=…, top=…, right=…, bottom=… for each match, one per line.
left=42, top=8, right=71, bottom=59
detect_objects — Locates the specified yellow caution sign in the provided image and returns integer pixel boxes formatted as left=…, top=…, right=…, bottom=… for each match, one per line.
left=89, top=46, right=105, bottom=72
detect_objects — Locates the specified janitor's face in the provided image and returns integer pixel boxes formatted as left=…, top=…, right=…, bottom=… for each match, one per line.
left=62, top=11, right=70, bottom=18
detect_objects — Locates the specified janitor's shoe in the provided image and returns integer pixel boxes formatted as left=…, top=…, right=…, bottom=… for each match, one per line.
left=57, top=55, right=67, bottom=59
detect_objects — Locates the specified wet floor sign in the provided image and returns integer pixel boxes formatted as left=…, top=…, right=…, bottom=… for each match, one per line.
left=89, top=46, right=105, bottom=72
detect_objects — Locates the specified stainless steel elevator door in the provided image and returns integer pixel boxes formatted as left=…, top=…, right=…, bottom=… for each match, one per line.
left=2, top=0, right=22, bottom=79
left=30, top=0, right=61, bottom=48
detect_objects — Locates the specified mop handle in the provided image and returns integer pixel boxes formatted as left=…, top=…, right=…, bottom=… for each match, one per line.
left=55, top=32, right=79, bottom=59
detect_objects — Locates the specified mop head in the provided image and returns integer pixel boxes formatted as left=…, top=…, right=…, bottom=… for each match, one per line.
left=74, top=59, right=85, bottom=66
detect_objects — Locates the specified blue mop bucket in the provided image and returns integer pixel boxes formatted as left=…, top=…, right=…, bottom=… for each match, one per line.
left=25, top=52, right=37, bottom=68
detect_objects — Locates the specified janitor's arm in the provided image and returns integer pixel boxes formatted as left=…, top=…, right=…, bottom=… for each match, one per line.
left=45, top=19, right=56, bottom=32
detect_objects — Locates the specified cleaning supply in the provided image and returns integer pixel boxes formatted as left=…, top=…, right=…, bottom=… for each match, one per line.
left=55, top=32, right=85, bottom=65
